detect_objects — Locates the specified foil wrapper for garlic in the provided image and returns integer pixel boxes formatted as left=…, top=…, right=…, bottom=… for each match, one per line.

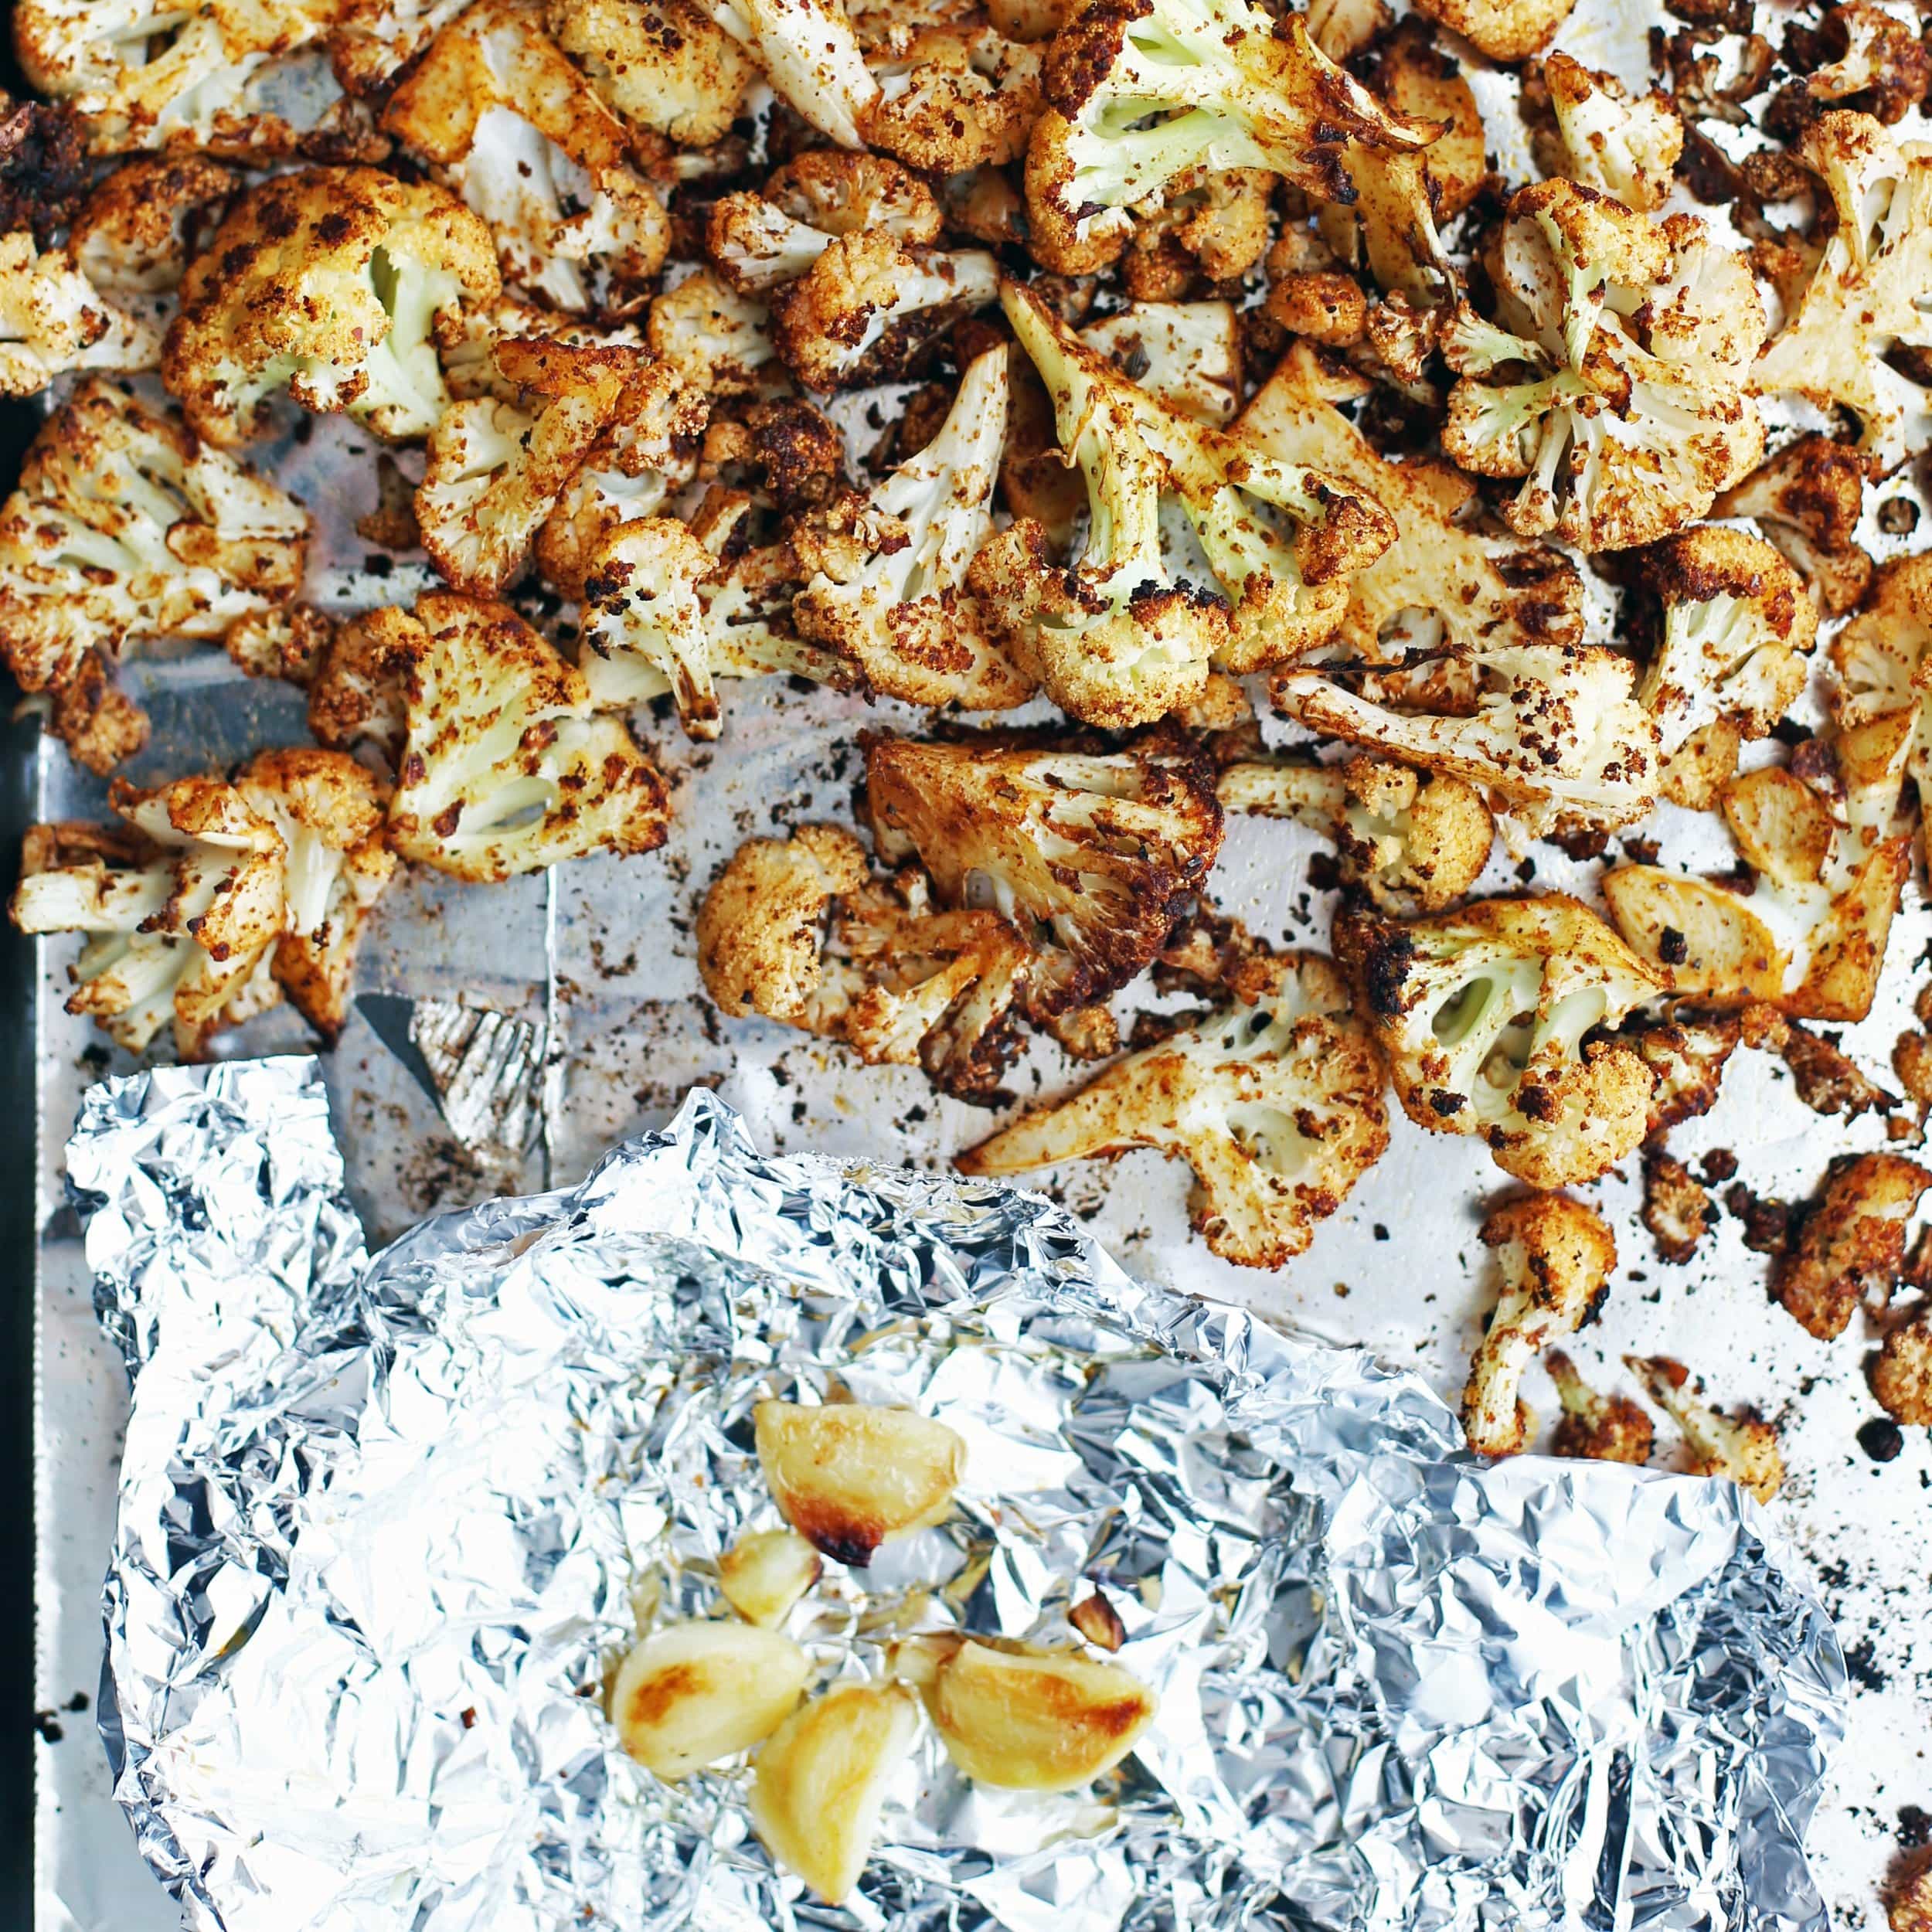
left=71, top=1057, right=1845, bottom=1932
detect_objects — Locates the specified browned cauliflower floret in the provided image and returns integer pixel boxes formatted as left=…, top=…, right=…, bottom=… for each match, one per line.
left=0, top=378, right=309, bottom=774
left=234, top=748, right=396, bottom=1039
left=1542, top=53, right=1682, bottom=213
left=1216, top=754, right=1492, bottom=913
left=548, top=0, right=756, bottom=147
left=1716, top=434, right=1872, bottom=618
left=1632, top=526, right=1817, bottom=810
left=1338, top=893, right=1666, bottom=1190
left=1889, top=1862, right=1932, bottom=1932
left=696, top=0, right=879, bottom=148
left=1240, top=342, right=1584, bottom=659
left=162, top=166, right=502, bottom=447
left=1797, top=1, right=1930, bottom=123
left=68, top=156, right=234, bottom=306
left=1626, top=1355, right=1784, bottom=1503
left=381, top=0, right=668, bottom=315
left=705, top=151, right=940, bottom=296
left=1080, top=300, right=1240, bottom=425
left=1024, top=0, right=1437, bottom=279
left=226, top=603, right=336, bottom=685
left=647, top=269, right=784, bottom=398
left=1273, top=643, right=1659, bottom=838
left=1107, top=166, right=1274, bottom=298
left=1545, top=1350, right=1655, bottom=1465
left=377, top=591, right=672, bottom=879
left=958, top=950, right=1389, bottom=1268
left=1626, top=1014, right=1741, bottom=1134
left=867, top=731, right=1223, bottom=1033
left=1828, top=556, right=1932, bottom=855
left=9, top=776, right=288, bottom=1056
left=696, top=823, right=1031, bottom=1099
left=308, top=606, right=412, bottom=760
left=1441, top=181, right=1764, bottom=551
left=1641, top=1147, right=1716, bottom=1264
left=1774, top=1151, right=1932, bottom=1339
left=860, top=20, right=1041, bottom=172
left=0, top=229, right=160, bottom=396
left=1757, top=113, right=1932, bottom=474
left=792, top=346, right=1032, bottom=711
left=1407, top=0, right=1573, bottom=62
left=1463, top=1192, right=1616, bottom=1458
left=1871, top=1308, right=1932, bottom=1425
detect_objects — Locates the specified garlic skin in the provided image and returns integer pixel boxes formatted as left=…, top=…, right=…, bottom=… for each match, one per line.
left=749, top=1681, right=920, bottom=1904
left=925, top=1640, right=1157, bottom=1791
left=754, top=1399, right=967, bottom=1566
left=611, top=1621, right=809, bottom=1779
left=719, top=1526, right=822, bottom=1627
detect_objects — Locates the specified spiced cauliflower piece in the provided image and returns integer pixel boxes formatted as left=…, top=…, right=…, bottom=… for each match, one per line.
left=861, top=20, right=1042, bottom=172
left=1756, top=113, right=1932, bottom=474
left=1216, top=754, right=1492, bottom=913
left=1080, top=300, right=1240, bottom=425
left=1626, top=1355, right=1783, bottom=1503
left=1800, top=1, right=1930, bottom=122
left=162, top=166, right=502, bottom=447
left=235, top=748, right=396, bottom=1038
left=1240, top=342, right=1583, bottom=658
left=1407, top=0, right=1573, bottom=62
left=647, top=269, right=783, bottom=397
left=793, top=346, right=1032, bottom=710
left=1828, top=555, right=1932, bottom=855
left=1774, top=1150, right=1931, bottom=1340
left=1545, top=1350, right=1654, bottom=1465
left=0, top=378, right=309, bottom=772
left=1716, top=434, right=1871, bottom=618
left=1634, top=526, right=1816, bottom=809
left=866, top=731, right=1223, bottom=1029
left=959, top=951, right=1388, bottom=1268
left=1274, top=643, right=1659, bottom=838
left=1462, top=1192, right=1616, bottom=1458
left=378, top=592, right=671, bottom=879
left=9, top=775, right=287, bottom=1056
left=697, top=823, right=1031, bottom=1099
left=1338, top=893, right=1665, bottom=1190
left=1441, top=181, right=1764, bottom=550
left=1542, top=53, right=1682, bottom=213
left=1024, top=0, right=1438, bottom=277
left=696, top=0, right=879, bottom=148
left=547, top=0, right=756, bottom=148
left=68, top=156, right=234, bottom=302
left=0, top=230, right=160, bottom=396
left=381, top=0, right=668, bottom=315
left=1871, top=1308, right=1932, bottom=1425
left=704, top=151, right=940, bottom=296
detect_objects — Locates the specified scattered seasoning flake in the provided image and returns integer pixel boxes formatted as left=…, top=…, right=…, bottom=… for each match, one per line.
left=1858, top=1418, right=1906, bottom=1464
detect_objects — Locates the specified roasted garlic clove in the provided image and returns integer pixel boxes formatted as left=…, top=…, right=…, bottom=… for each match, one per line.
left=925, top=1640, right=1156, bottom=1791
left=754, top=1399, right=967, bottom=1566
left=611, top=1621, right=809, bottom=1779
left=719, top=1526, right=822, bottom=1628
left=749, top=1682, right=919, bottom=1905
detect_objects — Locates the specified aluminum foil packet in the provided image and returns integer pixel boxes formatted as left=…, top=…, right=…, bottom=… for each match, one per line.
left=71, top=1058, right=1845, bottom=1932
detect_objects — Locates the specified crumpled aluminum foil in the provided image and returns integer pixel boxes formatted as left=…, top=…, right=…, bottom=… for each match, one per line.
left=73, top=1059, right=1845, bottom=1932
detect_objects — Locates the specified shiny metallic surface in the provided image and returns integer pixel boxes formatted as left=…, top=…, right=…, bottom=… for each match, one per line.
left=73, top=1069, right=1844, bottom=1932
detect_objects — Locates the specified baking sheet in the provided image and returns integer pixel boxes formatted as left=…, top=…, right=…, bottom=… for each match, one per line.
left=24, top=0, right=1932, bottom=1922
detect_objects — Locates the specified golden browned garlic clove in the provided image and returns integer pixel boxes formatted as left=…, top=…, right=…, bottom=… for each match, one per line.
left=749, top=1682, right=919, bottom=1905
left=925, top=1640, right=1156, bottom=1791
left=754, top=1399, right=967, bottom=1566
left=611, top=1621, right=809, bottom=1779
left=719, top=1527, right=822, bottom=1628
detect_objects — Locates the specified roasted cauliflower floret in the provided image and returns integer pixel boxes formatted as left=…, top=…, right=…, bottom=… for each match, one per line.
left=1240, top=342, right=1583, bottom=659
left=1545, top=1350, right=1655, bottom=1465
left=793, top=346, right=1031, bottom=710
left=1216, top=753, right=1492, bottom=913
left=1462, top=1192, right=1616, bottom=1458
left=1080, top=299, right=1240, bottom=425
left=9, top=776, right=287, bottom=1056
left=162, top=166, right=502, bottom=447
left=1024, top=0, right=1437, bottom=277
left=1797, top=1, right=1930, bottom=123
left=68, top=156, right=233, bottom=305
left=1338, top=893, right=1665, bottom=1190
left=381, top=0, right=669, bottom=315
left=377, top=592, right=671, bottom=879
left=647, top=269, right=783, bottom=397
left=235, top=748, right=396, bottom=1038
left=1871, top=1308, right=1932, bottom=1425
left=1274, top=643, right=1659, bottom=838
left=1626, top=1355, right=1783, bottom=1503
left=697, top=0, right=879, bottom=147
left=699, top=825, right=1032, bottom=1099
left=1828, top=555, right=1932, bottom=856
left=704, top=151, right=939, bottom=295
left=1543, top=53, right=1682, bottom=213
left=0, top=230, right=160, bottom=396
left=1441, top=181, right=1764, bottom=551
left=1716, top=434, right=1871, bottom=618
left=867, top=732, right=1223, bottom=1029
left=0, top=378, right=309, bottom=773
left=1641, top=1147, right=1716, bottom=1263
left=1634, top=526, right=1816, bottom=809
left=861, top=20, right=1042, bottom=172
left=1774, top=1150, right=1931, bottom=1340
left=1407, top=0, right=1573, bottom=62
left=959, top=951, right=1389, bottom=1268
left=548, top=0, right=756, bottom=147
left=1756, top=113, right=1932, bottom=474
